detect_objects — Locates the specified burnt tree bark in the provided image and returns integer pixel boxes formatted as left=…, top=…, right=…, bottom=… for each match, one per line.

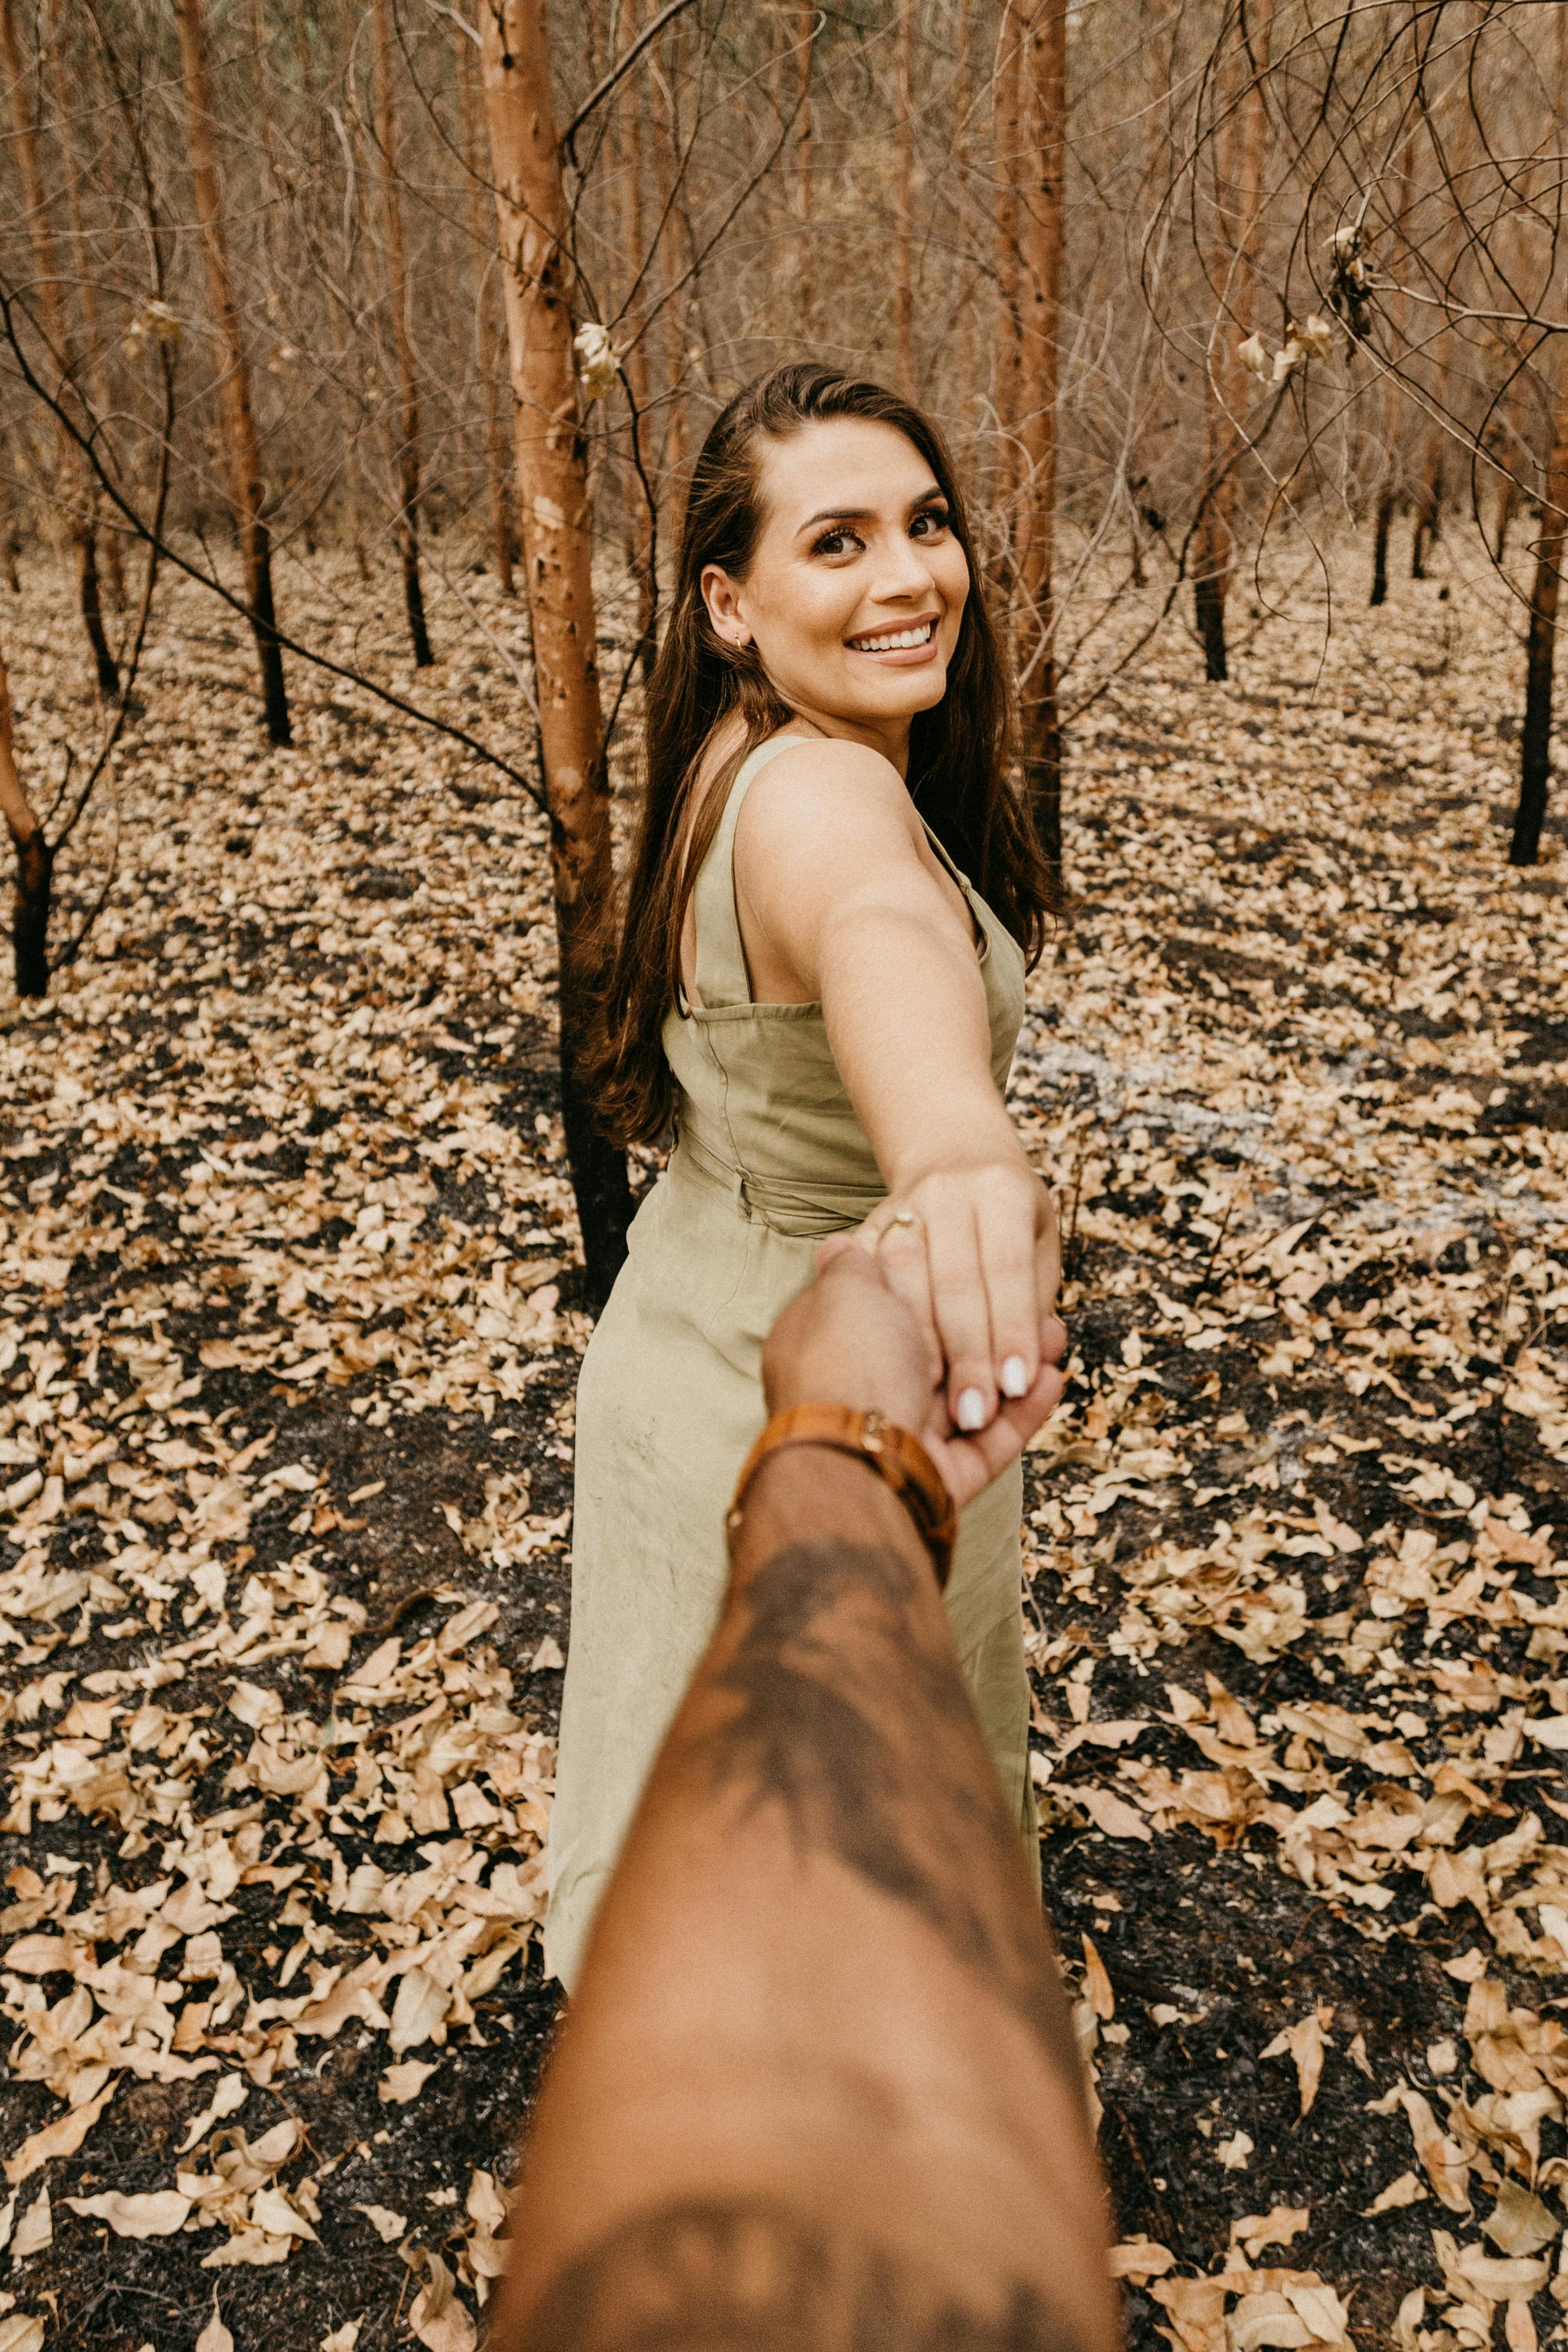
left=480, top=0, right=633, bottom=1306
left=0, top=626, right=51, bottom=999
left=1194, top=0, right=1272, bottom=682
left=894, top=0, right=914, bottom=394
left=1514, top=362, right=1568, bottom=868
left=1013, top=0, right=1066, bottom=874
left=372, top=0, right=433, bottom=667
left=173, top=0, right=290, bottom=741
left=0, top=0, right=119, bottom=700
left=458, top=23, right=515, bottom=596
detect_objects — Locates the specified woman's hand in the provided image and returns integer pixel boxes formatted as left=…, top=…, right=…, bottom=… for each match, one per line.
left=764, top=1247, right=1067, bottom=1514
left=825, top=1149, right=1061, bottom=1437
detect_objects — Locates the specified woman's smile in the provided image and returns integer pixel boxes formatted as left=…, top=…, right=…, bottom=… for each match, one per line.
left=845, top=614, right=941, bottom=664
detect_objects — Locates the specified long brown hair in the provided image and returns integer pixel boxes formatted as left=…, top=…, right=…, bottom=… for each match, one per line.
left=586, top=362, right=1054, bottom=1147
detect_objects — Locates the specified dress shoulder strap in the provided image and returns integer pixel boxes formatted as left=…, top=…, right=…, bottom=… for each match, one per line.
left=691, top=734, right=801, bottom=1010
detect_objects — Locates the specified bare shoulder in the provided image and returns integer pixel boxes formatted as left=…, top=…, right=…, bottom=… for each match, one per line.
left=734, top=735, right=921, bottom=868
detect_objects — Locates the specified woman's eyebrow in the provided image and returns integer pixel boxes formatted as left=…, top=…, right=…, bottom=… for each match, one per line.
left=794, top=487, right=946, bottom=537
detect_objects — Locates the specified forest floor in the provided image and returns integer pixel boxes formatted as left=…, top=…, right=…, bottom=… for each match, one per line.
left=0, top=530, right=1564, bottom=2352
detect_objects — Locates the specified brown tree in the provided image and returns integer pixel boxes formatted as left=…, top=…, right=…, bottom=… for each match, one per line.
left=479, top=0, right=632, bottom=1302
left=457, top=22, right=516, bottom=597
left=1514, top=364, right=1568, bottom=867
left=1193, top=0, right=1272, bottom=684
left=0, top=0, right=119, bottom=700
left=371, top=0, right=433, bottom=666
left=894, top=0, right=915, bottom=393
left=172, top=0, right=291, bottom=742
left=1011, top=0, right=1067, bottom=870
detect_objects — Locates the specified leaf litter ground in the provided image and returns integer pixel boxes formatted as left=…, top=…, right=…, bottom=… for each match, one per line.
left=0, top=537, right=1564, bottom=2352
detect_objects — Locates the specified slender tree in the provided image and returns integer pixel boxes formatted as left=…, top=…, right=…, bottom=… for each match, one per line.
left=479, top=0, right=633, bottom=1303
left=1512, top=359, right=1568, bottom=868
left=618, top=0, right=655, bottom=673
left=0, top=0, right=119, bottom=699
left=993, top=5, right=1024, bottom=544
left=371, top=0, right=432, bottom=666
left=1193, top=0, right=1272, bottom=683
left=894, top=0, right=914, bottom=393
left=794, top=3, right=817, bottom=343
left=458, top=21, right=515, bottom=595
left=1012, top=0, right=1067, bottom=870
left=172, top=0, right=290, bottom=741
left=0, top=624, right=49, bottom=997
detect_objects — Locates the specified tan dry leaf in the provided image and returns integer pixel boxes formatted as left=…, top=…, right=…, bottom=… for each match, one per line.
left=1505, top=2301, right=1538, bottom=2352
left=1482, top=2179, right=1559, bottom=2257
left=1400, top=2088, right=1473, bottom=2212
left=200, top=2227, right=293, bottom=2269
left=252, top=2184, right=318, bottom=2242
left=195, top=2301, right=234, bottom=2352
left=64, top=2189, right=191, bottom=2238
left=1109, top=2237, right=1176, bottom=2282
left=320, top=2327, right=362, bottom=2352
left=4, top=2077, right=115, bottom=2183
left=356, top=2203, right=407, bottom=2242
left=12, top=2189, right=50, bottom=2261
left=0, top=2318, right=46, bottom=2352
left=388, top=1965, right=451, bottom=2055
left=1082, top=1933, right=1115, bottom=2022
left=1074, top=1785, right=1153, bottom=1842
left=1231, top=2208, right=1311, bottom=2257
left=1216, top=2130, right=1253, bottom=2170
left=1364, top=2172, right=1427, bottom=2215
left=178, top=2073, right=249, bottom=2154
left=1260, top=2014, right=1327, bottom=2117
left=411, top=2254, right=476, bottom=2352
left=379, top=2059, right=439, bottom=2104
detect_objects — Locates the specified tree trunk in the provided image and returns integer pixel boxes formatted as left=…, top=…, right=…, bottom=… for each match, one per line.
left=0, top=622, right=51, bottom=998
left=1514, top=362, right=1568, bottom=868
left=459, top=23, right=515, bottom=596
left=1495, top=468, right=1518, bottom=567
left=794, top=4, right=817, bottom=343
left=894, top=0, right=914, bottom=394
left=173, top=0, right=290, bottom=741
left=1411, top=424, right=1443, bottom=579
left=372, top=0, right=432, bottom=667
left=618, top=1, right=655, bottom=677
left=1013, top=0, right=1066, bottom=872
left=479, top=0, right=633, bottom=1308
left=993, top=7, right=1024, bottom=569
left=1369, top=487, right=1394, bottom=606
left=0, top=0, right=119, bottom=701
left=1194, top=0, right=1272, bottom=683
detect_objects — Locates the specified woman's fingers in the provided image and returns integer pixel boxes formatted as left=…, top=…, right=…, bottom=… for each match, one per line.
left=869, top=1215, right=943, bottom=1387
left=973, top=1167, right=1043, bottom=1405
left=920, top=1192, right=999, bottom=1433
left=922, top=1311, right=1069, bottom=1511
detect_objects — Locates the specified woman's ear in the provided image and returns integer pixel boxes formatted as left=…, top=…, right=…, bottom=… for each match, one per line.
left=699, top=564, right=751, bottom=650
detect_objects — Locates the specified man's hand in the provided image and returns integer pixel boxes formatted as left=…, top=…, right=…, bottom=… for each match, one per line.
left=763, top=1248, right=1067, bottom=1514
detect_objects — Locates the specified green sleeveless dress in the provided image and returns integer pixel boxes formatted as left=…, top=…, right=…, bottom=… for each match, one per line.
left=545, top=735, right=1033, bottom=1988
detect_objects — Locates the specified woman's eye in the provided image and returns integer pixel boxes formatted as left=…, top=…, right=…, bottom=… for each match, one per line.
left=911, top=510, right=949, bottom=538
left=812, top=528, right=861, bottom=558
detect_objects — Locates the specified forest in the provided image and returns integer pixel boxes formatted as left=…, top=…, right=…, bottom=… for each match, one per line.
left=0, top=1, right=1566, bottom=2347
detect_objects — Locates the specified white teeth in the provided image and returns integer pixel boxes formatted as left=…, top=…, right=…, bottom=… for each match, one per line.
left=849, top=621, right=935, bottom=653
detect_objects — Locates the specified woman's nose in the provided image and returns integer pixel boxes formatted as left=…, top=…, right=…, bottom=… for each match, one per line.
left=872, top=533, right=937, bottom=601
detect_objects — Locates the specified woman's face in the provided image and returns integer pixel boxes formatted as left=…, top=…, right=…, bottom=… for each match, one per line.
left=700, top=417, right=970, bottom=764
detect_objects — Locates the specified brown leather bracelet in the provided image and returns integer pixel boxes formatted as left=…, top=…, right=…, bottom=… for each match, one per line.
left=725, top=1403, right=957, bottom=1591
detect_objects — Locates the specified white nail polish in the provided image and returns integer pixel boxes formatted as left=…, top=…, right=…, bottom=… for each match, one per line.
left=1000, top=1355, right=1029, bottom=1399
left=956, top=1388, right=986, bottom=1432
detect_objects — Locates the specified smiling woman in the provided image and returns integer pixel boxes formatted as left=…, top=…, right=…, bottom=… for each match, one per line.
left=547, top=365, right=1062, bottom=1990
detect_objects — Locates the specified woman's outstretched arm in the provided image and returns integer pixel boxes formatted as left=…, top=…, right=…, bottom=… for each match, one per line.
left=486, top=1253, right=1115, bottom=2352
left=732, top=738, right=1060, bottom=1438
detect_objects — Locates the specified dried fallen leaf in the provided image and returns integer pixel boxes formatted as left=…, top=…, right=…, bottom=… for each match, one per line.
left=320, top=2327, right=363, bottom=2352
left=12, top=2189, right=50, bottom=2262
left=355, top=2203, right=407, bottom=2243
left=0, top=2318, right=46, bottom=2352
left=1365, top=2172, right=1427, bottom=2215
left=4, top=2078, right=115, bottom=2184
left=1482, top=2178, right=1559, bottom=2257
left=195, top=2300, right=234, bottom=2352
left=1216, top=2130, right=1254, bottom=2170
left=1074, top=1785, right=1153, bottom=1842
left=1081, top=1933, right=1115, bottom=2022
left=64, top=2189, right=191, bottom=2239
left=1259, top=2013, right=1328, bottom=2117
left=1231, top=2207, right=1311, bottom=2257
left=1109, top=2237, right=1177, bottom=2282
left=410, top=2254, right=476, bottom=2352
left=379, top=2058, right=440, bottom=2104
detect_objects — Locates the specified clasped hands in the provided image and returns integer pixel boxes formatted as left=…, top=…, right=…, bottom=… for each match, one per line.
left=770, top=1227, right=1067, bottom=1517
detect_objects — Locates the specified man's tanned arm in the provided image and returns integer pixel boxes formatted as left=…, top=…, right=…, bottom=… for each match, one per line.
left=489, top=1253, right=1119, bottom=2352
